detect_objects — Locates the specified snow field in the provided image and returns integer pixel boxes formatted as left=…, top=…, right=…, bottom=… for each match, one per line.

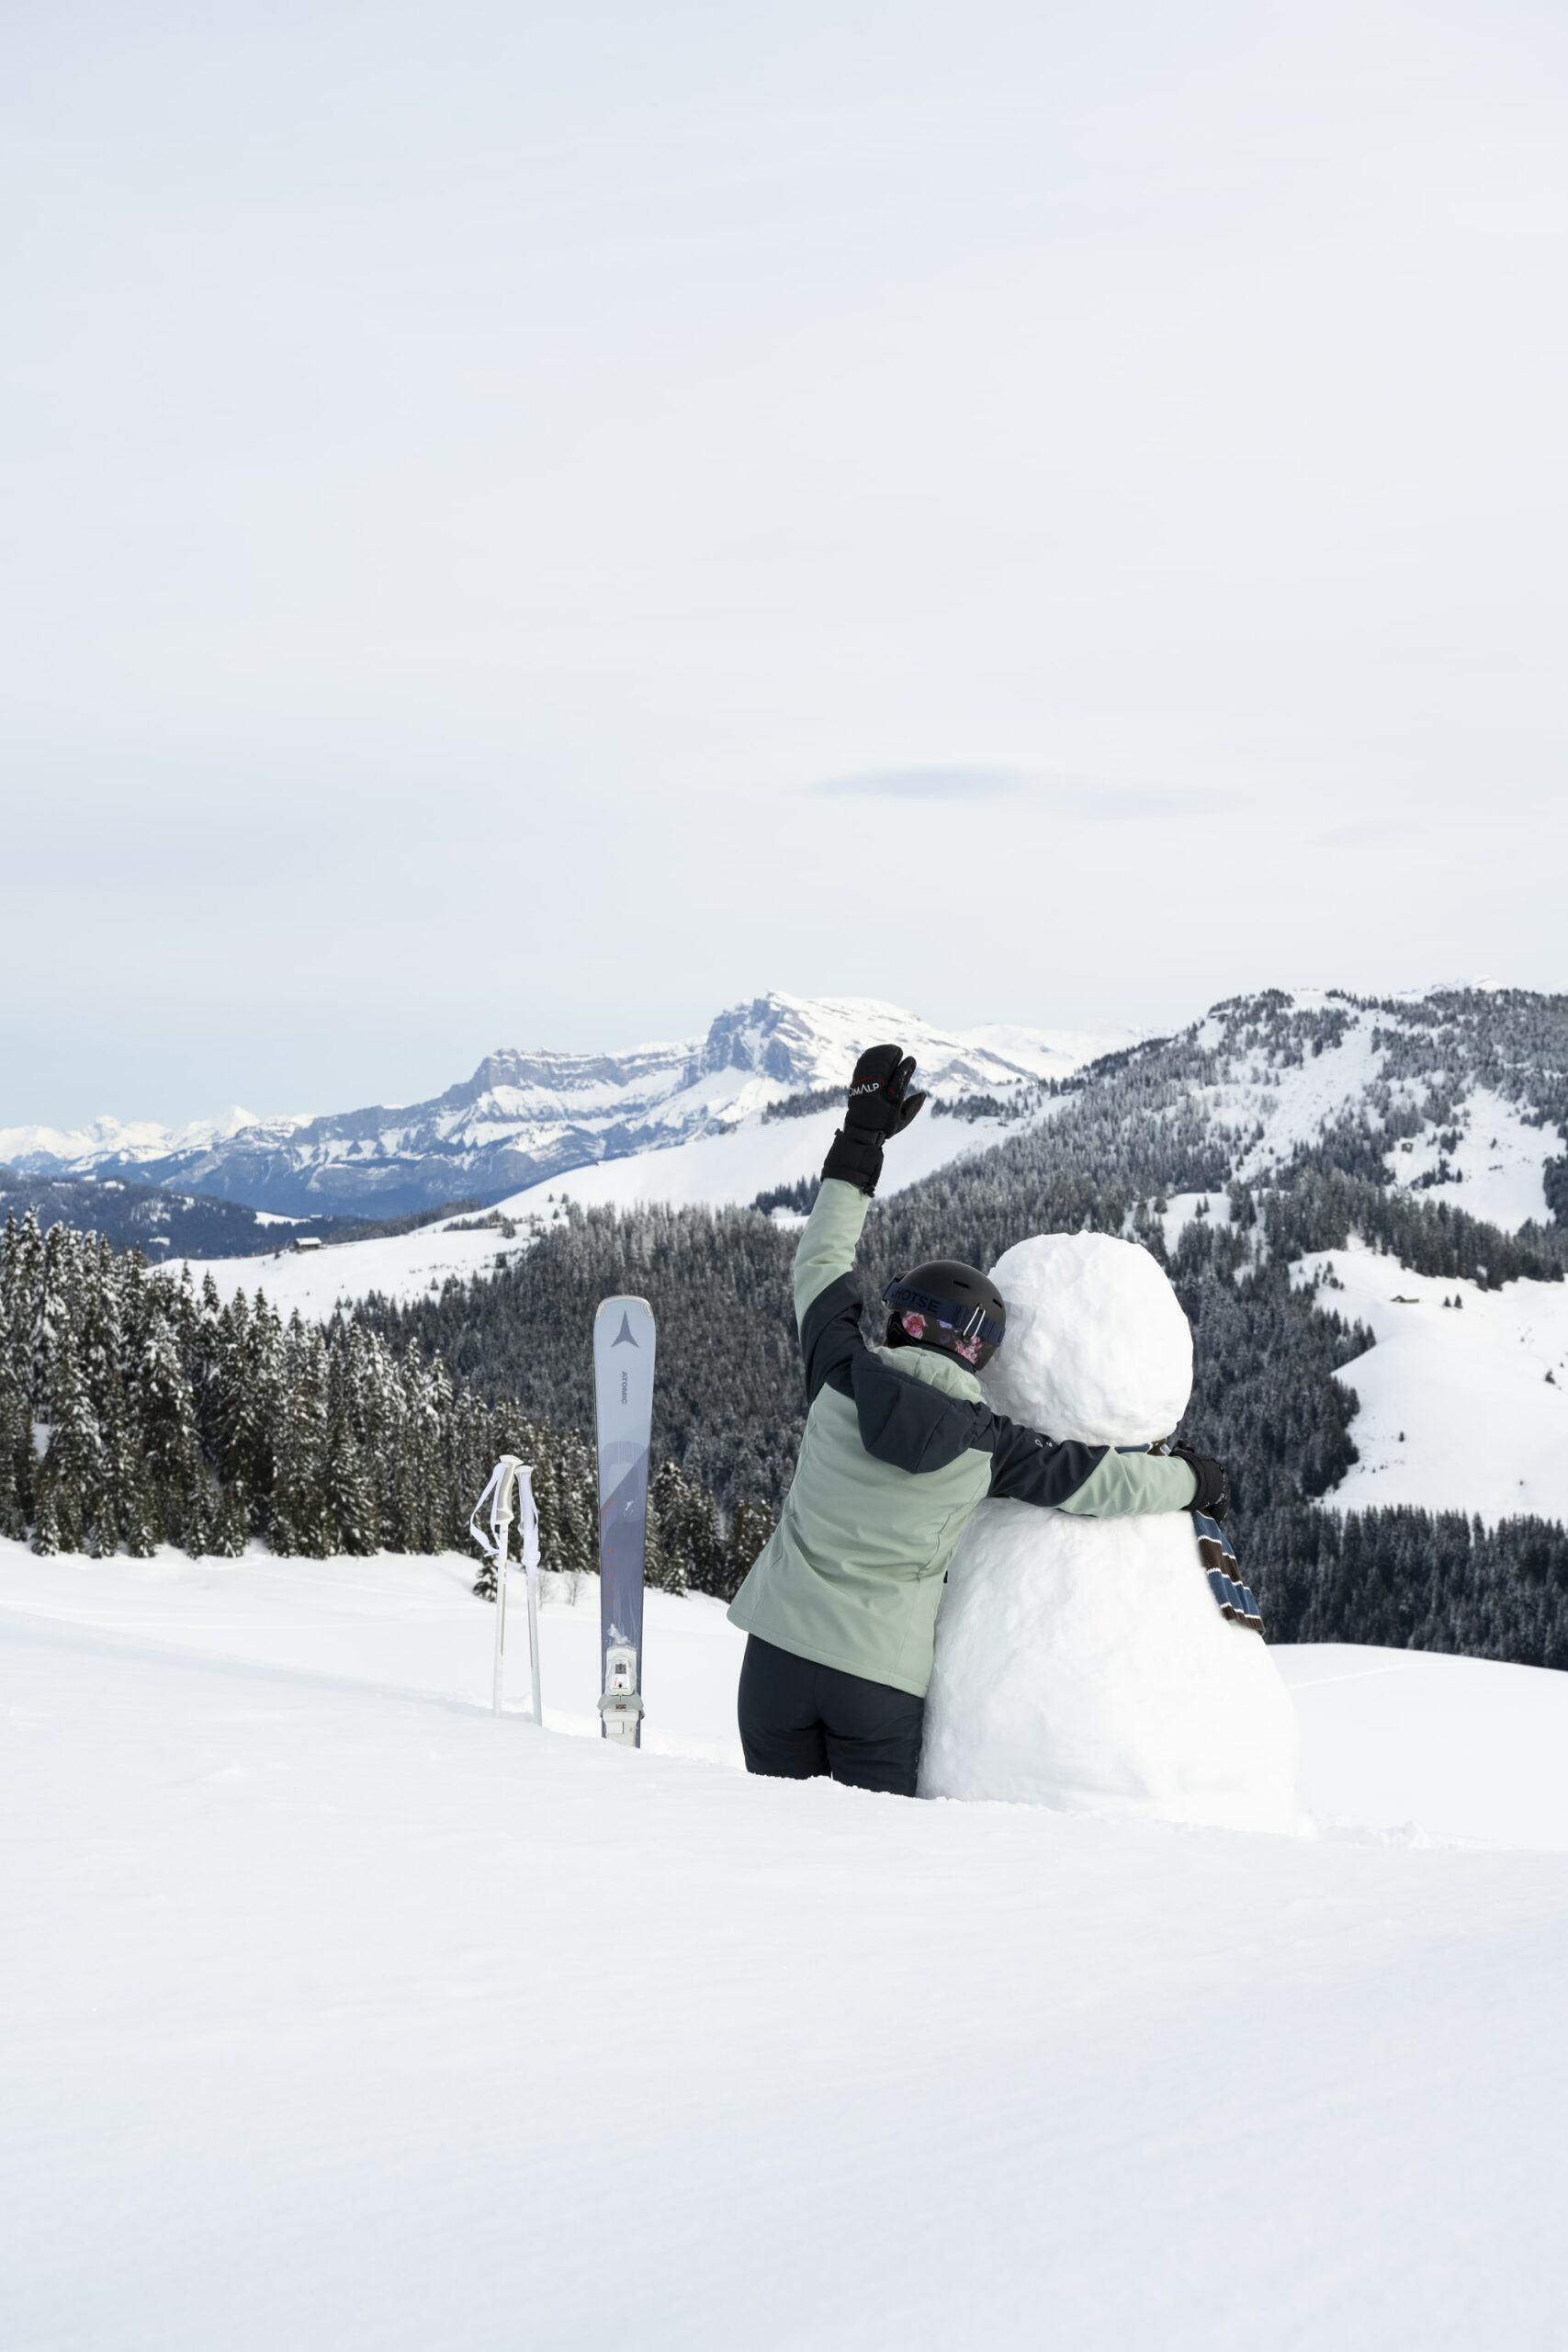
left=1226, top=1008, right=1387, bottom=1184
left=1383, top=1084, right=1556, bottom=1231
left=1179, top=1004, right=1557, bottom=1235
left=1293, top=1241, right=1568, bottom=1522
left=5, top=1550, right=1568, bottom=2349
left=8, top=1543, right=1568, bottom=1848
left=0, top=1546, right=746, bottom=1763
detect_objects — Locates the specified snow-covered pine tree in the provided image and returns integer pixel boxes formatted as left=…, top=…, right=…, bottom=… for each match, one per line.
left=242, top=1294, right=287, bottom=1533
left=29, top=1476, right=61, bottom=1557
left=78, top=1237, right=130, bottom=1556
left=269, top=1317, right=332, bottom=1555
left=123, top=1461, right=160, bottom=1560
left=135, top=1298, right=208, bottom=1551
left=207, top=1474, right=249, bottom=1560
left=323, top=1401, right=375, bottom=1556
left=651, top=1460, right=718, bottom=1595
left=29, top=1219, right=73, bottom=1413
left=39, top=1337, right=103, bottom=1555
left=0, top=1208, right=748, bottom=1595
left=0, top=1334, right=32, bottom=1541
left=643, top=1477, right=686, bottom=1595
left=539, top=1424, right=596, bottom=1584
left=720, top=1497, right=775, bottom=1601
left=0, top=1251, right=34, bottom=1539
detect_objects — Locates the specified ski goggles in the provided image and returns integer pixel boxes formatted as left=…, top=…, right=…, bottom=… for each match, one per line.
left=881, top=1279, right=1006, bottom=1359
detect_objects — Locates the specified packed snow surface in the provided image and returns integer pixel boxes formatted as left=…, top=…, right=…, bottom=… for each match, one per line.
left=1293, top=1241, right=1568, bottom=1522
left=5, top=1544, right=1568, bottom=2351
left=924, top=1234, right=1300, bottom=1826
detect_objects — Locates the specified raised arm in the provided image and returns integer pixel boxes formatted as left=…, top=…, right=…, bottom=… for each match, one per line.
left=793, top=1044, right=930, bottom=1404
left=795, top=1180, right=873, bottom=1402
left=793, top=1176, right=871, bottom=1329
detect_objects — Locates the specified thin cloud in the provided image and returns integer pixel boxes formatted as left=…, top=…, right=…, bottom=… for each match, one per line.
left=1307, top=819, right=1406, bottom=849
left=810, top=765, right=1025, bottom=802
left=807, top=766, right=1229, bottom=819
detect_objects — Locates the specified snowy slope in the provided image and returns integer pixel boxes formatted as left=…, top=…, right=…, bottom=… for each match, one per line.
left=6, top=1544, right=1565, bottom=1849
left=166, top=1213, right=544, bottom=1318
left=160, top=1102, right=1007, bottom=1316
left=1193, top=991, right=1564, bottom=1228
left=5, top=1547, right=1568, bottom=2351
left=1293, top=1242, right=1568, bottom=1521
left=0, top=991, right=1110, bottom=1219
left=1387, top=1084, right=1557, bottom=1229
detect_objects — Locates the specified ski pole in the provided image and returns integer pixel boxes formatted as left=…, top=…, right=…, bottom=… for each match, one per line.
left=518, top=1465, right=543, bottom=1726
left=469, top=1455, right=544, bottom=1718
left=491, top=1468, right=513, bottom=1715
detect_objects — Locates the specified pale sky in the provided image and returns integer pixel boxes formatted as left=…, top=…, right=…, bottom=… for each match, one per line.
left=4, top=0, right=1565, bottom=1126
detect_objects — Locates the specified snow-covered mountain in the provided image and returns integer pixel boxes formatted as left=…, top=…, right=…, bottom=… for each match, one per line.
left=155, top=981, right=1568, bottom=1323
left=0, top=993, right=1117, bottom=1220
left=17, top=980, right=1562, bottom=1238
left=1164, top=986, right=1568, bottom=1230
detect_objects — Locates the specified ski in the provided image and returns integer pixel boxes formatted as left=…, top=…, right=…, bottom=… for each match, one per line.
left=592, top=1295, right=657, bottom=1745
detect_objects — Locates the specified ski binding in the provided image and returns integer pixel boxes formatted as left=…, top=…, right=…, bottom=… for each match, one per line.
left=598, top=1642, right=644, bottom=1743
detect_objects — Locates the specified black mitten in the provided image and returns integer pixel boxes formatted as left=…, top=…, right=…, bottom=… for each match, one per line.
left=821, top=1045, right=928, bottom=1194
left=844, top=1046, right=928, bottom=1141
left=1169, top=1443, right=1230, bottom=1521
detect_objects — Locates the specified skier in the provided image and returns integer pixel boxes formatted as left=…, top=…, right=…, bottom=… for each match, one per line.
left=728, top=1044, right=1229, bottom=1798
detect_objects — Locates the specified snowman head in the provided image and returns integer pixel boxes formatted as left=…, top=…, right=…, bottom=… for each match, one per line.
left=979, top=1230, right=1192, bottom=1447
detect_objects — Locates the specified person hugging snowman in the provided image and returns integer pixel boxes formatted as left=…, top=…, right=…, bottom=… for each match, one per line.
left=727, top=1043, right=1227, bottom=1800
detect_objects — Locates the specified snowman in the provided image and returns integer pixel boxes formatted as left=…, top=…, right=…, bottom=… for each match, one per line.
left=919, top=1230, right=1305, bottom=1833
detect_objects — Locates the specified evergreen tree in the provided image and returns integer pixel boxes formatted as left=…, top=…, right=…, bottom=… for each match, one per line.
left=324, top=1408, right=376, bottom=1556
left=651, top=1460, right=716, bottom=1594
left=39, top=1340, right=102, bottom=1555
left=0, top=1314, right=31, bottom=1541
left=123, top=1464, right=160, bottom=1561
left=270, top=1318, right=332, bottom=1555
left=136, top=1301, right=206, bottom=1549
left=644, top=1478, right=686, bottom=1596
left=207, top=1476, right=250, bottom=1560
left=719, top=1498, right=774, bottom=1602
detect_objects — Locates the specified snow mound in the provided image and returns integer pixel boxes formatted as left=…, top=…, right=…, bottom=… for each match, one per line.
left=922, top=1232, right=1303, bottom=1831
left=983, top=1229, right=1192, bottom=1442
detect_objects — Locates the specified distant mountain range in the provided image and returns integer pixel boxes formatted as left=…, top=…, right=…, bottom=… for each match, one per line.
left=7, top=985, right=1567, bottom=1255
left=10, top=979, right=1568, bottom=1576
left=0, top=993, right=1115, bottom=1221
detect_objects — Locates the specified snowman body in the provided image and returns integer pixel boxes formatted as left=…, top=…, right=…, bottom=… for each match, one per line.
left=919, top=1231, right=1303, bottom=1833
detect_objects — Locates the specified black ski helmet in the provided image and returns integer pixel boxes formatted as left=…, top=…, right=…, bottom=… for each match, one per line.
left=882, top=1261, right=1007, bottom=1372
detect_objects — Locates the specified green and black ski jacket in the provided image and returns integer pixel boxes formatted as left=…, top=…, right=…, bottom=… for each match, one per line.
left=727, top=1179, right=1198, bottom=1698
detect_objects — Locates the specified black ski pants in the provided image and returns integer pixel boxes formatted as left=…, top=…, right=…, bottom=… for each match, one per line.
left=737, top=1634, right=925, bottom=1799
